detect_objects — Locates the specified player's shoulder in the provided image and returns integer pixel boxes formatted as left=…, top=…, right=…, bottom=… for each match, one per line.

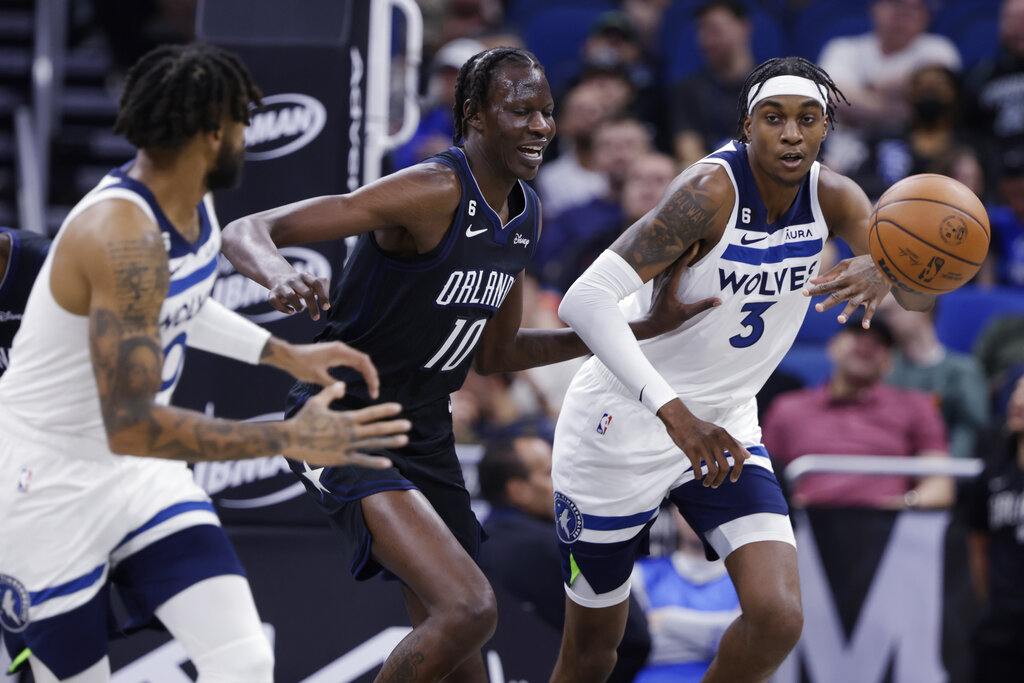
left=815, top=164, right=870, bottom=218
left=383, top=159, right=462, bottom=205
left=63, top=196, right=164, bottom=257
left=667, top=159, right=735, bottom=206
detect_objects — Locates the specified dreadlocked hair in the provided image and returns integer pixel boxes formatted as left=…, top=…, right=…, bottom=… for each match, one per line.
left=452, top=46, right=543, bottom=146
left=114, top=43, right=262, bottom=149
left=735, top=56, right=847, bottom=144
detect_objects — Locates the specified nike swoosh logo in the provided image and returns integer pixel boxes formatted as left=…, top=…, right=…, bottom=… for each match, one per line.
left=466, top=225, right=488, bottom=238
left=740, top=233, right=768, bottom=245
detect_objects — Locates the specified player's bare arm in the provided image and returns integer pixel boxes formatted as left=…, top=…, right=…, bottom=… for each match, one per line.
left=808, top=167, right=935, bottom=324
left=473, top=238, right=719, bottom=375
left=221, top=163, right=460, bottom=319
left=59, top=201, right=409, bottom=466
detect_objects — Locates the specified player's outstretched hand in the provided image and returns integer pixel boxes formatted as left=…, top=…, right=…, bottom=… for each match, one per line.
left=287, top=382, right=410, bottom=468
left=643, top=243, right=721, bottom=337
left=268, top=271, right=331, bottom=321
left=656, top=398, right=749, bottom=488
left=803, top=254, right=890, bottom=327
left=263, top=338, right=381, bottom=399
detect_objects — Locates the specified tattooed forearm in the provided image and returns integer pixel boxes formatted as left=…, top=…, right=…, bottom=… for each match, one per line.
left=617, top=183, right=721, bottom=271
left=107, top=238, right=169, bottom=325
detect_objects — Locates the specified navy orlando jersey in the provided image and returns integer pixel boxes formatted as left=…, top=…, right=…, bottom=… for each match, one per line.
left=0, top=228, right=51, bottom=377
left=313, top=146, right=540, bottom=409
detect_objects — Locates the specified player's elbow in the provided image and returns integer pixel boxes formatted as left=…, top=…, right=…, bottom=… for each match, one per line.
left=102, top=405, right=156, bottom=457
left=557, top=286, right=583, bottom=329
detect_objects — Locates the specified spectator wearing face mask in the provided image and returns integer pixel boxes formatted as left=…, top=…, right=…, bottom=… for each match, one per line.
left=847, top=64, right=975, bottom=201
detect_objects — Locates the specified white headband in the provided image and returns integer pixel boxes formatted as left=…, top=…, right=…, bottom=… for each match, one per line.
left=747, top=75, right=827, bottom=113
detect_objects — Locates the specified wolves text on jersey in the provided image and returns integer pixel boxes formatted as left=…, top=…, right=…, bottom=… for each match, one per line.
left=718, top=261, right=818, bottom=296
left=435, top=269, right=516, bottom=310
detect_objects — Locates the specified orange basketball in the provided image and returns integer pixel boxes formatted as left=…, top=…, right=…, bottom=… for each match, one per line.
left=868, top=173, right=990, bottom=294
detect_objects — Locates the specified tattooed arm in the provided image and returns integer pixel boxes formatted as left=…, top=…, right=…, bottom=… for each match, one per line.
left=473, top=244, right=719, bottom=375
left=557, top=165, right=751, bottom=487
left=609, top=164, right=733, bottom=280
left=53, top=200, right=409, bottom=466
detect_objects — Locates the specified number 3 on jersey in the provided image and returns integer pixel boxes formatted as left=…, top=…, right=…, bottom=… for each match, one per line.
left=730, top=302, right=775, bottom=348
left=424, top=317, right=487, bottom=371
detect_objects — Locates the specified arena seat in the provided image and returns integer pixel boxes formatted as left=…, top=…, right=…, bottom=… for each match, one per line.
left=934, top=285, right=1024, bottom=353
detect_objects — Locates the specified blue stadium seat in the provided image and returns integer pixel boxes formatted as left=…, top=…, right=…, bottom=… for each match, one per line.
left=522, top=6, right=611, bottom=92
left=931, top=0, right=1000, bottom=70
left=778, top=343, right=833, bottom=387
left=791, top=0, right=872, bottom=62
left=795, top=301, right=844, bottom=344
left=934, top=285, right=1024, bottom=353
left=506, top=0, right=615, bottom=33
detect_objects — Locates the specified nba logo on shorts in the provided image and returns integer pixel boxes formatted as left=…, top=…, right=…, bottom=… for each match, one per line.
left=0, top=574, right=30, bottom=633
left=596, top=413, right=612, bottom=435
left=553, top=492, right=583, bottom=544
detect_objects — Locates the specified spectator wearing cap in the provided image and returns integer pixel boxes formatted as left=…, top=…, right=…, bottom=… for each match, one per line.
left=762, top=313, right=955, bottom=509
left=670, top=0, right=755, bottom=167
left=391, top=37, right=485, bottom=171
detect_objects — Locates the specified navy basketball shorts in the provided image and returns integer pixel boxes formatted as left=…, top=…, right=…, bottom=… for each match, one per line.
left=551, top=360, right=795, bottom=608
left=0, top=408, right=247, bottom=678
left=286, top=387, right=481, bottom=582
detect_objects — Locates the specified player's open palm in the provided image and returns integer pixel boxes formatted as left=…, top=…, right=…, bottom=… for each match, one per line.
left=645, top=243, right=721, bottom=336
left=657, top=399, right=749, bottom=488
left=804, top=254, right=891, bottom=327
left=287, top=382, right=410, bottom=468
left=266, top=339, right=381, bottom=398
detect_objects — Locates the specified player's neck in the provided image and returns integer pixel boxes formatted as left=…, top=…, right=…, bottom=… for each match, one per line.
left=129, top=149, right=208, bottom=228
left=462, top=140, right=516, bottom=217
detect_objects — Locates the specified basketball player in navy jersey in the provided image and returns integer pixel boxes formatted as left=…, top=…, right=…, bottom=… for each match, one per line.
left=0, top=44, right=410, bottom=682
left=550, top=57, right=938, bottom=683
left=221, top=46, right=715, bottom=681
left=0, top=227, right=50, bottom=377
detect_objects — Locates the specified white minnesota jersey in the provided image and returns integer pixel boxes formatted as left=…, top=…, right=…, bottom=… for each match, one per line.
left=614, top=141, right=829, bottom=410
left=0, top=164, right=221, bottom=445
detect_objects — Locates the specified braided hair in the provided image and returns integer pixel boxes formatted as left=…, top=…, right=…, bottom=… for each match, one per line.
left=114, top=43, right=262, bottom=149
left=735, top=56, right=847, bottom=143
left=452, top=46, right=544, bottom=146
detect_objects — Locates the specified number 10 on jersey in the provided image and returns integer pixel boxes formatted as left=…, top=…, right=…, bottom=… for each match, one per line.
left=424, top=317, right=487, bottom=371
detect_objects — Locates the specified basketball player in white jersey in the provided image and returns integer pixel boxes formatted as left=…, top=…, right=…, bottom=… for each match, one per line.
left=0, top=44, right=410, bottom=682
left=549, top=57, right=937, bottom=683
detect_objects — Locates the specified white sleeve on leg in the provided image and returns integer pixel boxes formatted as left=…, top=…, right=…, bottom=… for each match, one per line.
left=156, top=575, right=274, bottom=683
left=558, top=250, right=677, bottom=414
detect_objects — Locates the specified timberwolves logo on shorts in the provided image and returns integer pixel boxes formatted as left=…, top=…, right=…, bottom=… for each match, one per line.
left=554, top=492, right=583, bottom=544
left=0, top=574, right=30, bottom=633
